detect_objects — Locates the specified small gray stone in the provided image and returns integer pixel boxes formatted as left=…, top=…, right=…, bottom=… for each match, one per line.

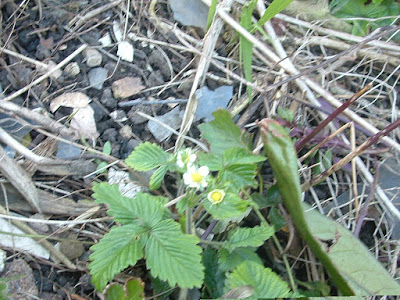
left=110, top=110, right=128, bottom=122
left=102, top=128, right=118, bottom=143
left=119, top=125, right=132, bottom=139
left=29, top=213, right=49, bottom=234
left=120, top=139, right=141, bottom=159
left=83, top=48, right=102, bottom=67
left=90, top=101, right=107, bottom=122
left=128, top=105, right=153, bottom=124
left=88, top=67, right=108, bottom=90
left=100, top=88, right=117, bottom=109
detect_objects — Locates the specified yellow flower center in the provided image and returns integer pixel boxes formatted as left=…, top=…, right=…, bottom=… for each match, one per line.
left=210, top=191, right=222, bottom=202
left=191, top=172, right=203, bottom=183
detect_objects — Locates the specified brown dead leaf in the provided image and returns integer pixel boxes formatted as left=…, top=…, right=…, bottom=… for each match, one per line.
left=112, top=77, right=145, bottom=98
left=70, top=106, right=99, bottom=142
left=50, top=92, right=91, bottom=113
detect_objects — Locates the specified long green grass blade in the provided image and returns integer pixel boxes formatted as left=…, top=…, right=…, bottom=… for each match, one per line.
left=206, top=0, right=218, bottom=31
left=256, top=0, right=293, bottom=28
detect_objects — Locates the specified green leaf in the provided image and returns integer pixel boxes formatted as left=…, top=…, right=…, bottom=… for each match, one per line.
left=149, top=164, right=168, bottom=190
left=0, top=278, right=10, bottom=300
left=203, top=193, right=249, bottom=219
left=260, top=118, right=354, bottom=295
left=225, top=225, right=274, bottom=252
left=202, top=247, right=225, bottom=299
left=329, top=0, right=400, bottom=36
left=105, top=284, right=127, bottom=300
left=89, top=224, right=147, bottom=291
left=103, top=141, right=112, bottom=155
left=105, top=278, right=145, bottom=300
left=199, top=110, right=250, bottom=154
left=239, top=0, right=257, bottom=103
left=268, top=207, right=286, bottom=231
left=176, top=195, right=198, bottom=215
left=145, top=219, right=204, bottom=288
left=303, top=202, right=400, bottom=295
left=223, top=147, right=266, bottom=166
left=125, top=142, right=171, bottom=171
left=198, top=148, right=265, bottom=172
left=256, top=0, right=294, bottom=28
left=197, top=152, right=223, bottom=171
left=96, top=161, right=108, bottom=174
left=277, top=107, right=294, bottom=122
left=219, top=164, right=258, bottom=189
left=227, top=261, right=293, bottom=299
left=92, top=183, right=137, bottom=224
left=150, top=276, right=173, bottom=299
left=251, top=185, right=282, bottom=209
left=206, top=0, right=218, bottom=30
left=93, top=183, right=168, bottom=226
left=219, top=247, right=262, bottom=272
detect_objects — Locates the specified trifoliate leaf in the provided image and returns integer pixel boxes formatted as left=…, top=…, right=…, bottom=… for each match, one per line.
left=197, top=152, right=223, bottom=171
left=222, top=147, right=266, bottom=166
left=218, top=247, right=262, bottom=272
left=125, top=142, right=171, bottom=171
left=92, top=183, right=168, bottom=225
left=219, top=164, right=258, bottom=189
left=145, top=219, right=204, bottom=288
left=89, top=224, right=147, bottom=291
left=228, top=261, right=293, bottom=299
left=203, top=193, right=248, bottom=219
left=199, top=110, right=250, bottom=154
left=149, top=164, right=168, bottom=190
left=202, top=247, right=225, bottom=299
left=225, top=225, right=274, bottom=253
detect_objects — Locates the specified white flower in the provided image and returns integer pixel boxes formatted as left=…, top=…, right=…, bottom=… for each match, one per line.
left=176, top=148, right=197, bottom=169
left=207, top=189, right=225, bottom=204
left=183, top=166, right=209, bottom=190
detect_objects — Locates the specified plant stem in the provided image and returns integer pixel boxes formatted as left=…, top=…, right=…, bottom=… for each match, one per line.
left=252, top=205, right=298, bottom=293
left=199, top=239, right=225, bottom=247
left=303, top=117, right=400, bottom=191
left=295, top=83, right=372, bottom=152
left=244, top=189, right=298, bottom=293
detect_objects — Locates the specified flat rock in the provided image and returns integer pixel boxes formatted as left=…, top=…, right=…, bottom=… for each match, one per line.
left=88, top=67, right=108, bottom=90
left=148, top=106, right=183, bottom=141
left=112, top=77, right=145, bottom=99
left=3, top=259, right=39, bottom=300
left=195, top=85, right=233, bottom=122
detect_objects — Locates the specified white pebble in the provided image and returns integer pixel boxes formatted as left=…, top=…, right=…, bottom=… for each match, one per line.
left=99, top=33, right=112, bottom=47
left=117, top=41, right=134, bottom=62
